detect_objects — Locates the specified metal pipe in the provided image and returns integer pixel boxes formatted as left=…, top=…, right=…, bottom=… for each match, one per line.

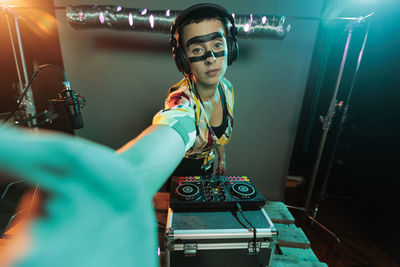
left=4, top=10, right=24, bottom=93
left=66, top=5, right=289, bottom=40
left=13, top=13, right=38, bottom=128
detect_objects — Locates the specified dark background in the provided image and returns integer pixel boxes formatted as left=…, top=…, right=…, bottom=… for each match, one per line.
left=289, top=0, right=400, bottom=263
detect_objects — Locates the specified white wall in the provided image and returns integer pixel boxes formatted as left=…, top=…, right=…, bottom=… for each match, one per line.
left=54, top=0, right=323, bottom=201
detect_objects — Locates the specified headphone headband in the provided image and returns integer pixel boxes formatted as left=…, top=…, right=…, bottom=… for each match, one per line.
left=170, top=3, right=237, bottom=37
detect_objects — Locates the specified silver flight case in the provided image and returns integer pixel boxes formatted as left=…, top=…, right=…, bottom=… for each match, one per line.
left=165, top=207, right=277, bottom=267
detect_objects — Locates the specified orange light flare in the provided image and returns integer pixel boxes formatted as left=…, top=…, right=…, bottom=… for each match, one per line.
left=19, top=9, right=58, bottom=36
left=0, top=188, right=41, bottom=267
left=1, top=0, right=58, bottom=37
left=1, top=0, right=27, bottom=9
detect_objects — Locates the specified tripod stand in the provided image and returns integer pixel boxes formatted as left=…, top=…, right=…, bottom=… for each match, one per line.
left=291, top=13, right=374, bottom=216
left=286, top=13, right=373, bottom=267
left=311, top=19, right=371, bottom=221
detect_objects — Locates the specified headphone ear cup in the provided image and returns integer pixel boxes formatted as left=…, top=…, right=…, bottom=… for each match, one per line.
left=227, top=36, right=238, bottom=65
left=174, top=47, right=192, bottom=75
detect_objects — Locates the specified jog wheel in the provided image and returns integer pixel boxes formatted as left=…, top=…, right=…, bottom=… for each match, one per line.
left=230, top=183, right=256, bottom=199
left=175, top=183, right=200, bottom=200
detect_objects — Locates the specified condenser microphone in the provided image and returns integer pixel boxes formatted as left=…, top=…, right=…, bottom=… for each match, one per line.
left=61, top=81, right=84, bottom=129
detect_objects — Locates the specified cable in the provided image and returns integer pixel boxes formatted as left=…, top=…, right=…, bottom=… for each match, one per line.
left=307, top=215, right=350, bottom=267
left=286, top=203, right=350, bottom=266
left=235, top=203, right=258, bottom=255
left=2, top=64, right=69, bottom=125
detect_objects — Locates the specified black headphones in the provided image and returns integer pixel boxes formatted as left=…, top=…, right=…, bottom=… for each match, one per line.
left=170, top=3, right=239, bottom=75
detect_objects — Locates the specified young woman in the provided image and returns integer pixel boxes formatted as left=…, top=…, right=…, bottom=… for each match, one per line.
left=153, top=3, right=238, bottom=178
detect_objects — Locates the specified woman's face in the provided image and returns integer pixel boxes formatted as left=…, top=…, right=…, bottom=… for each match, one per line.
left=182, top=19, right=228, bottom=89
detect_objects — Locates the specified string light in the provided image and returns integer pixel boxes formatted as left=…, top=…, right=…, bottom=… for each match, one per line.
left=129, top=13, right=133, bottom=26
left=99, top=12, right=104, bottom=24
left=149, top=14, right=154, bottom=28
left=262, top=16, right=267, bottom=24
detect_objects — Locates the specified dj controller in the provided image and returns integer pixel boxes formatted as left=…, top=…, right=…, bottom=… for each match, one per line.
left=169, top=175, right=266, bottom=211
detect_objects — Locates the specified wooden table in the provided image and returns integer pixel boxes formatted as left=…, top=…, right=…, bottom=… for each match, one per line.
left=264, top=201, right=328, bottom=267
left=154, top=193, right=328, bottom=267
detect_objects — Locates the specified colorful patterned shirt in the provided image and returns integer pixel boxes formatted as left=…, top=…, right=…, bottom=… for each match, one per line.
left=153, top=77, right=234, bottom=169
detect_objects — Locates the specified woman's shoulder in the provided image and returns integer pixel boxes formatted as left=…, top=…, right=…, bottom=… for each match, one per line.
left=168, top=78, right=191, bottom=95
left=166, top=79, right=193, bottom=108
left=220, top=77, right=233, bottom=92
left=220, top=77, right=234, bottom=108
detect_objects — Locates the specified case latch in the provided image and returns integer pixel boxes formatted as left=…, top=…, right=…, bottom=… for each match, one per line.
left=248, top=241, right=261, bottom=255
left=183, top=243, right=197, bottom=256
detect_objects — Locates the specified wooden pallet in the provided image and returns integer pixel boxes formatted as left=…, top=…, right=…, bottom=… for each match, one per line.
left=154, top=195, right=328, bottom=266
left=264, top=201, right=328, bottom=267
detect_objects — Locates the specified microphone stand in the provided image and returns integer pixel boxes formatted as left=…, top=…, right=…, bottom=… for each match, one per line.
left=14, top=108, right=59, bottom=128
left=1, top=7, right=43, bottom=235
left=4, top=7, right=39, bottom=131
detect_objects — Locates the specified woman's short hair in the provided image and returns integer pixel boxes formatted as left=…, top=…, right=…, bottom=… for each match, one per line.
left=176, top=10, right=229, bottom=48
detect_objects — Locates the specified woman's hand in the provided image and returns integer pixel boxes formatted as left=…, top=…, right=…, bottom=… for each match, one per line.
left=217, top=161, right=226, bottom=175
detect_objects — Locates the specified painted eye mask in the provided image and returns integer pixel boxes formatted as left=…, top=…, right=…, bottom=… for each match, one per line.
left=186, top=32, right=226, bottom=63
left=188, top=50, right=225, bottom=63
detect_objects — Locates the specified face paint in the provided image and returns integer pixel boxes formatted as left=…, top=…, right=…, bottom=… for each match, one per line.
left=188, top=50, right=225, bottom=63
left=186, top=32, right=225, bottom=47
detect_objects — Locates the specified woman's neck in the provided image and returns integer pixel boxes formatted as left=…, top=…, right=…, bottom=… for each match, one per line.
left=195, top=83, right=219, bottom=101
